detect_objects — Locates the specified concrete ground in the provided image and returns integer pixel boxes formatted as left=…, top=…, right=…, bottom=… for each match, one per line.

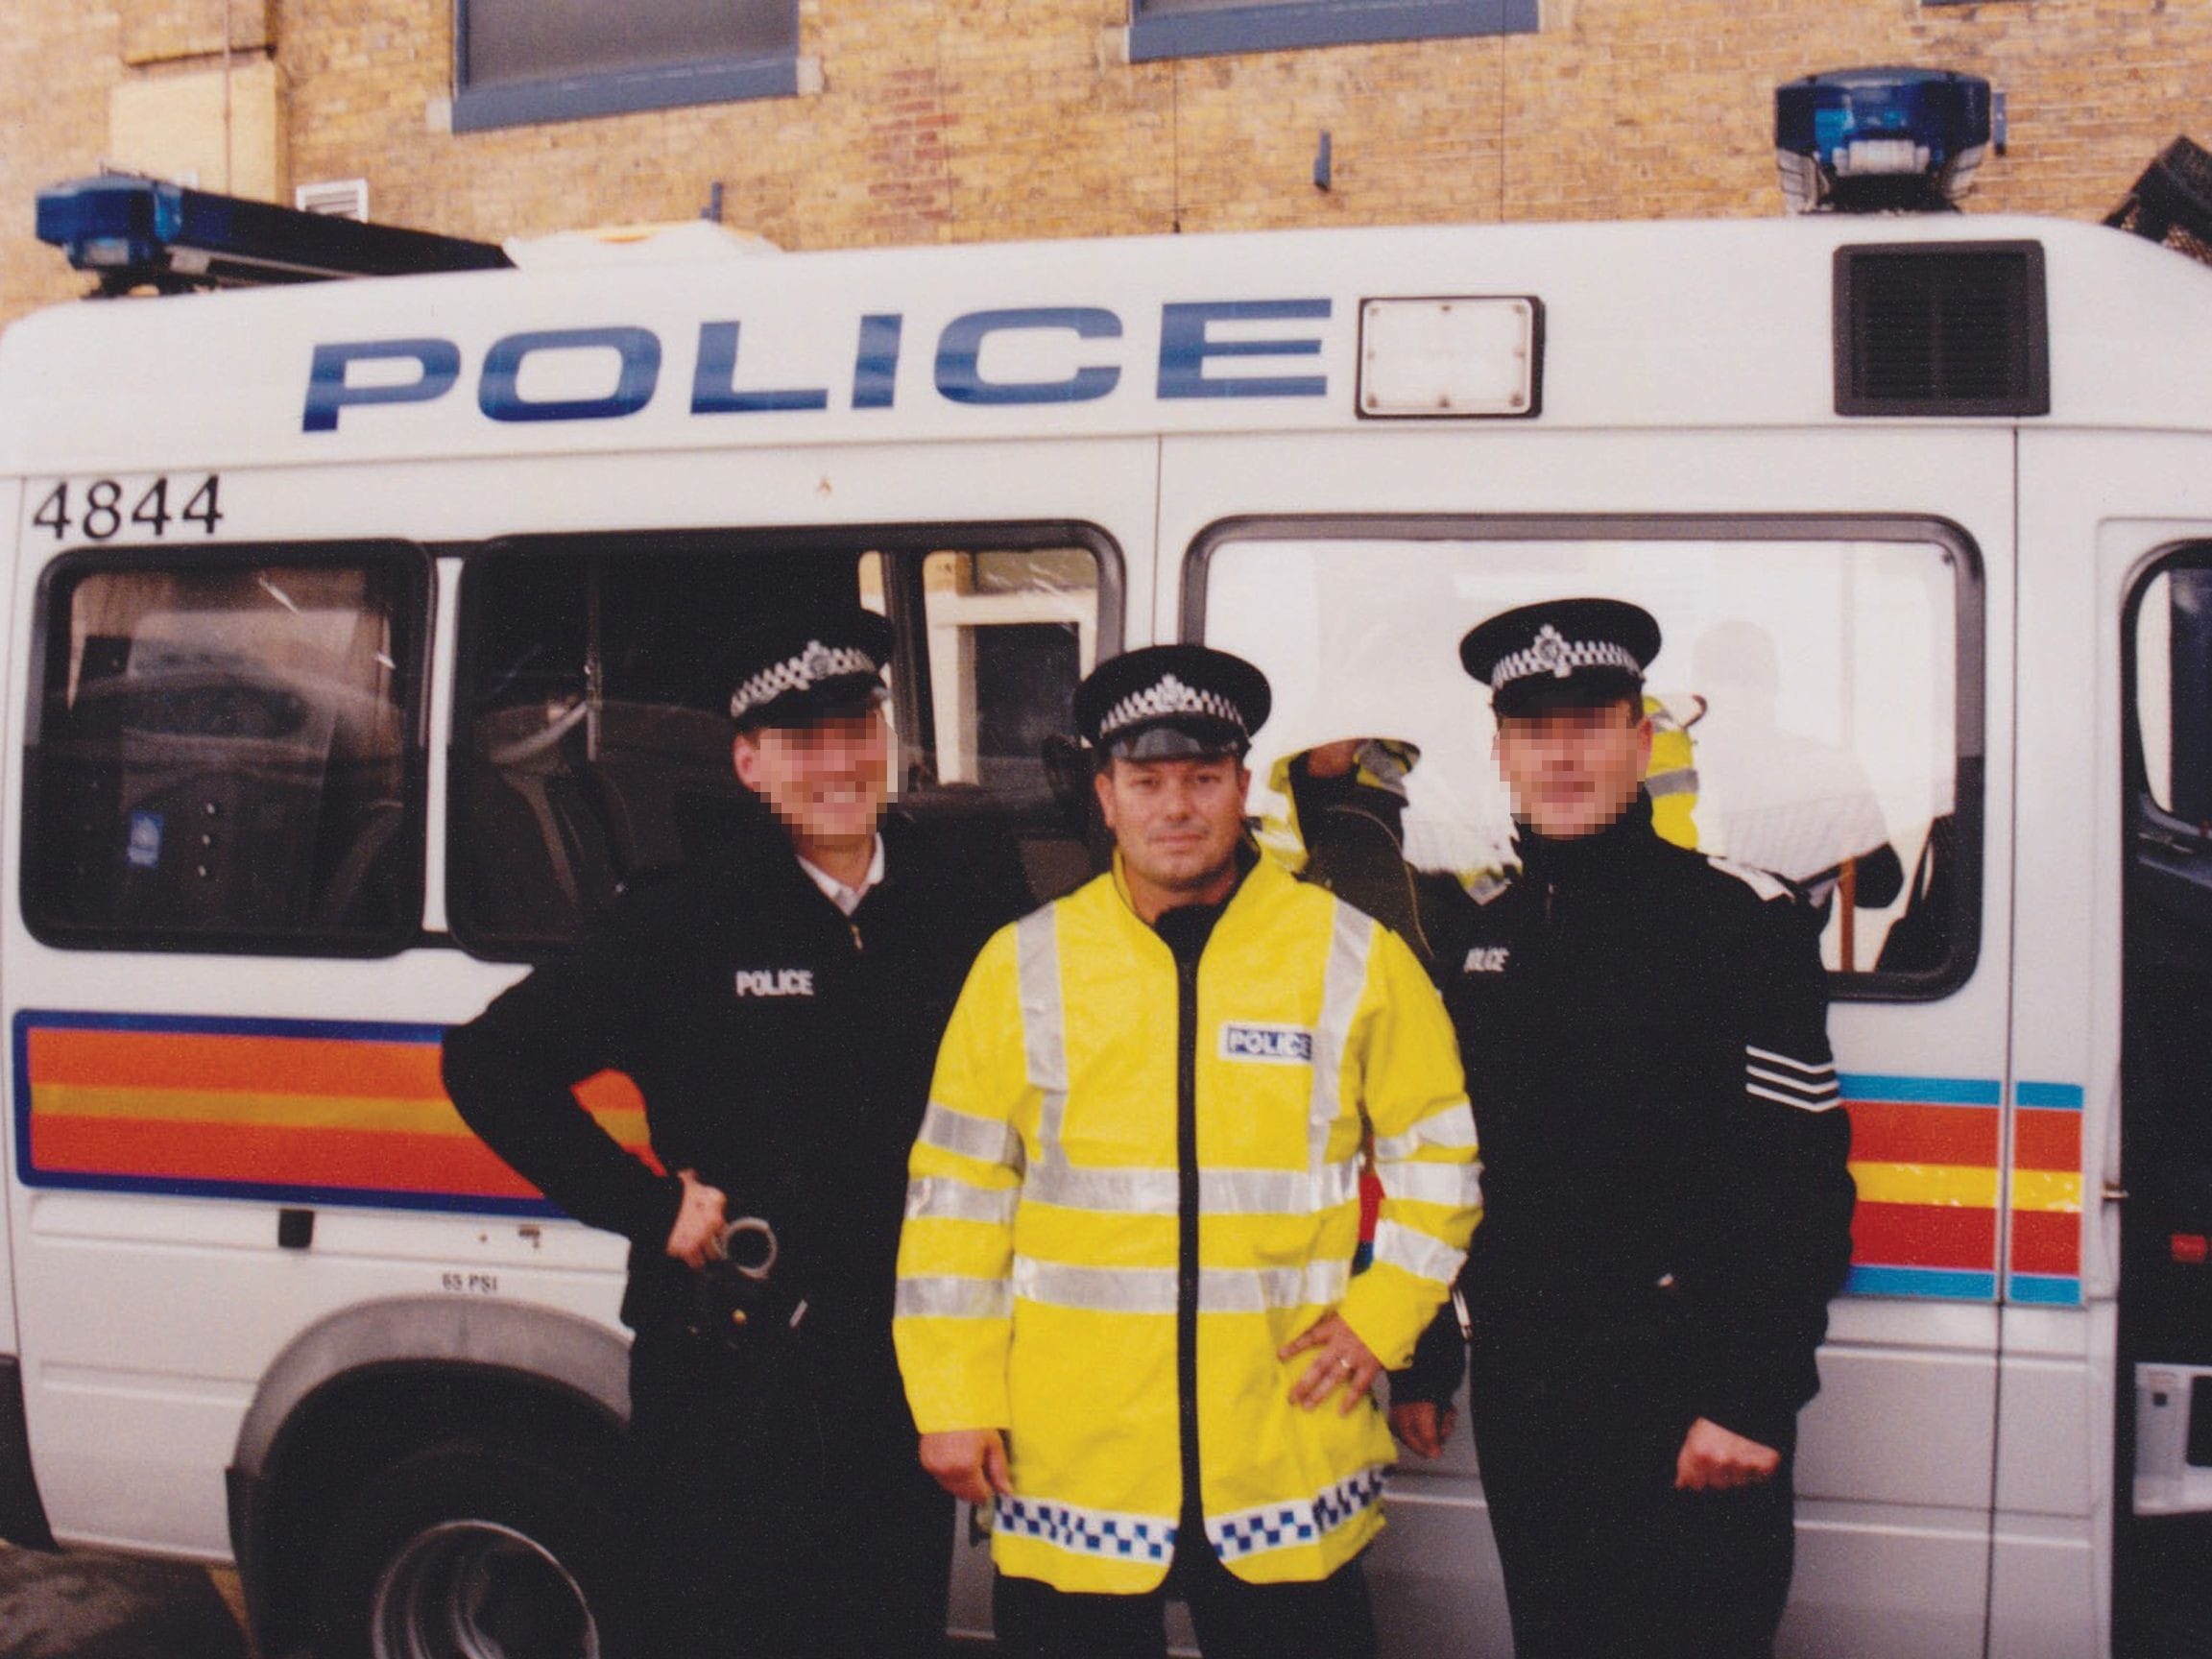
left=0, top=1545, right=253, bottom=1659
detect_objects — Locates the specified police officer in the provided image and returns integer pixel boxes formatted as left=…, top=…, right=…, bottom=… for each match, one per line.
left=1387, top=599, right=1856, bottom=1659
left=894, top=645, right=1480, bottom=1659
left=442, top=604, right=1021, bottom=1659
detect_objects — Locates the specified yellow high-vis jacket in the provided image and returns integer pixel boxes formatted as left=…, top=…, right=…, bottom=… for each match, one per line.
left=895, top=853, right=1480, bottom=1593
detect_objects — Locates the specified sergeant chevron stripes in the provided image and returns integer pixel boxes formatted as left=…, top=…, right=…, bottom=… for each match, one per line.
left=1744, top=1045, right=1840, bottom=1111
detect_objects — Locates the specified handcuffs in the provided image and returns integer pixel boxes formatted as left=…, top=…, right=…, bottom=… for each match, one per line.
left=687, top=1215, right=810, bottom=1351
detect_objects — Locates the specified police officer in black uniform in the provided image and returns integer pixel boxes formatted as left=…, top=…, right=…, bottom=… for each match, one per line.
left=1387, top=598, right=1856, bottom=1659
left=443, top=604, right=1022, bottom=1659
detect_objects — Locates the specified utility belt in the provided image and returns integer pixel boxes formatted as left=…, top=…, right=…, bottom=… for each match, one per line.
left=685, top=1215, right=812, bottom=1353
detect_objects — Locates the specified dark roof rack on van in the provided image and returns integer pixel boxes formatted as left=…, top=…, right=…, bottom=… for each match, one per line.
left=2105, top=137, right=2212, bottom=269
left=34, top=174, right=513, bottom=296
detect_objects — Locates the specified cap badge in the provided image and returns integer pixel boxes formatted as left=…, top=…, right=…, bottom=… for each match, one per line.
left=1531, top=625, right=1574, bottom=679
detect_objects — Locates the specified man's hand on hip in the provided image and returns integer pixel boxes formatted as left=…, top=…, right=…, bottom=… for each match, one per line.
left=664, top=1168, right=729, bottom=1268
left=1674, top=1417, right=1782, bottom=1492
left=1281, top=1312, right=1382, bottom=1415
left=920, top=1430, right=1014, bottom=1503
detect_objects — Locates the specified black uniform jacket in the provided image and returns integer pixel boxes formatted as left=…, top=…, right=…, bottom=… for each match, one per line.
left=441, top=807, right=1018, bottom=1349
left=1396, top=793, right=1856, bottom=1452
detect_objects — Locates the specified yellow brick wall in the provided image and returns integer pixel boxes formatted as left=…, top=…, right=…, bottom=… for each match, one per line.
left=6, top=0, right=2212, bottom=325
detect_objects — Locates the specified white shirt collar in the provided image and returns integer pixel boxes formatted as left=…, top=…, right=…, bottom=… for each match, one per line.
left=797, top=835, right=886, bottom=916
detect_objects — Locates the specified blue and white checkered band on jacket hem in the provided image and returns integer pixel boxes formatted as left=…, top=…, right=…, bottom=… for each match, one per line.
left=994, top=1494, right=1179, bottom=1563
left=729, top=639, right=880, bottom=721
left=1099, top=674, right=1248, bottom=741
left=1204, top=1464, right=1389, bottom=1560
left=1489, top=624, right=1642, bottom=689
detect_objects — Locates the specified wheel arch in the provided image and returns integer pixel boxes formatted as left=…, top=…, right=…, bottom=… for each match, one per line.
left=228, top=1296, right=631, bottom=1657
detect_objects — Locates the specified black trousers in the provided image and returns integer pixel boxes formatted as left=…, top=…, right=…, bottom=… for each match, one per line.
left=628, top=1325, right=951, bottom=1659
left=1468, top=1345, right=1796, bottom=1659
left=992, top=1506, right=1375, bottom=1659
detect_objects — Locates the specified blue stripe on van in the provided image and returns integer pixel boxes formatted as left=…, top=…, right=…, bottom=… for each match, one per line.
left=1838, top=1073, right=2003, bottom=1106
left=2006, top=1273, right=2083, bottom=1306
left=2013, top=1081, right=2085, bottom=1110
left=1843, top=1264, right=1998, bottom=1300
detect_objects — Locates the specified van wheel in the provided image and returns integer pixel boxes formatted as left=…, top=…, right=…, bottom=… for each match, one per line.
left=311, top=1436, right=634, bottom=1659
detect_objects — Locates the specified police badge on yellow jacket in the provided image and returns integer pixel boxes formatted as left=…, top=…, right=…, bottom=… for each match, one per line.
left=894, top=851, right=1479, bottom=1594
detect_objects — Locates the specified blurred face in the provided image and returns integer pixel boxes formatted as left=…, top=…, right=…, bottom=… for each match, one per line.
left=1094, top=754, right=1250, bottom=913
left=733, top=707, right=890, bottom=855
left=1493, top=699, right=1650, bottom=839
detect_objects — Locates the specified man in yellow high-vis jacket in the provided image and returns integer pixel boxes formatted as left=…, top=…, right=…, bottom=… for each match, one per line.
left=895, top=644, right=1481, bottom=1659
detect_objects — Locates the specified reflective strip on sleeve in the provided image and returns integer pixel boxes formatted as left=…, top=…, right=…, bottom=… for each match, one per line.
left=1373, top=1107, right=1479, bottom=1162
left=1307, top=903, right=1377, bottom=1167
left=904, top=1174, right=1021, bottom=1225
left=918, top=1100, right=1025, bottom=1168
left=1369, top=1219, right=1467, bottom=1286
left=1372, top=1158, right=1481, bottom=1211
left=1206, top=1464, right=1387, bottom=1560
left=895, top=1275, right=1015, bottom=1320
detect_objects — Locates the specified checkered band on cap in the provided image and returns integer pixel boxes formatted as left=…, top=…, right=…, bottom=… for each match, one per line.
left=1488, top=624, right=1643, bottom=690
left=1097, top=673, right=1249, bottom=742
left=729, top=638, right=881, bottom=721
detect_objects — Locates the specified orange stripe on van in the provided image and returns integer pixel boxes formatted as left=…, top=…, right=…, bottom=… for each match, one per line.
left=26, top=1025, right=447, bottom=1099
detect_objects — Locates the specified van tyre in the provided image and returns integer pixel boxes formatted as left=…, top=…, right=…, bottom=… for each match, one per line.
left=310, top=1435, right=636, bottom=1659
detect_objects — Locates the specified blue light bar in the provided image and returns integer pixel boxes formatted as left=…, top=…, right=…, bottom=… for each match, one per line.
left=1775, top=68, right=1993, bottom=214
left=35, top=175, right=512, bottom=295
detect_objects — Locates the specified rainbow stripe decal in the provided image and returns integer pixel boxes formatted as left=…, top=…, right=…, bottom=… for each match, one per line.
left=10, top=1019, right=2086, bottom=1303
left=1842, top=1073, right=2082, bottom=1305
left=12, top=1010, right=652, bottom=1216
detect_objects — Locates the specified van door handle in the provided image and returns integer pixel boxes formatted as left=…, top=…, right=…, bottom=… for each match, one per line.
left=2103, top=1182, right=2130, bottom=1204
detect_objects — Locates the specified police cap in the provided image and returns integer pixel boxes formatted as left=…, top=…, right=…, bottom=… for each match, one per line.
left=1074, top=644, right=1271, bottom=761
left=1458, top=597, right=1661, bottom=716
left=727, top=604, right=894, bottom=729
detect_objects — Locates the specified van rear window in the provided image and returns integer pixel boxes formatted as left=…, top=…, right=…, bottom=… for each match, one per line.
left=21, top=544, right=428, bottom=954
left=1191, top=517, right=1983, bottom=1000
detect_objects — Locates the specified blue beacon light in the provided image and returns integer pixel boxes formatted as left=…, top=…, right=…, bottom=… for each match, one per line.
left=1775, top=68, right=1993, bottom=214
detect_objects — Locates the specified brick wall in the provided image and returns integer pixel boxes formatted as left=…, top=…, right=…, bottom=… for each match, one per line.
left=5, top=0, right=2211, bottom=325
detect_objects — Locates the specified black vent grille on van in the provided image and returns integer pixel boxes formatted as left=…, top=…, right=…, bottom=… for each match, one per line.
left=1833, top=241, right=2049, bottom=417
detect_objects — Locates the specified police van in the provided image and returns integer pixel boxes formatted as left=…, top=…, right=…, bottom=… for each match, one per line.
left=3, top=94, right=2211, bottom=1659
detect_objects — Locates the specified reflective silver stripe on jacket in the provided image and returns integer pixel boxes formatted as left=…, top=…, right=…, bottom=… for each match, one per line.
left=894, top=1275, right=1015, bottom=1320
left=1371, top=1156, right=1482, bottom=1212
left=1021, top=1162, right=1361, bottom=1218
left=917, top=1100, right=1024, bottom=1169
left=1372, top=1106, right=1479, bottom=1163
left=1307, top=903, right=1376, bottom=1168
left=1018, top=907, right=1072, bottom=1155
left=904, top=1174, right=1021, bottom=1225
left=1206, top=1463, right=1388, bottom=1559
left=1011, top=1256, right=1350, bottom=1314
left=1368, top=1219, right=1468, bottom=1286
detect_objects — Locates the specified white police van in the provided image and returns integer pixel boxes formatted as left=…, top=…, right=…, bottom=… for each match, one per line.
left=2, top=82, right=2210, bottom=1658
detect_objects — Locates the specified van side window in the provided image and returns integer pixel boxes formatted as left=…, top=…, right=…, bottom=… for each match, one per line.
left=447, top=532, right=1108, bottom=960
left=22, top=545, right=427, bottom=953
left=1195, top=520, right=1982, bottom=999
